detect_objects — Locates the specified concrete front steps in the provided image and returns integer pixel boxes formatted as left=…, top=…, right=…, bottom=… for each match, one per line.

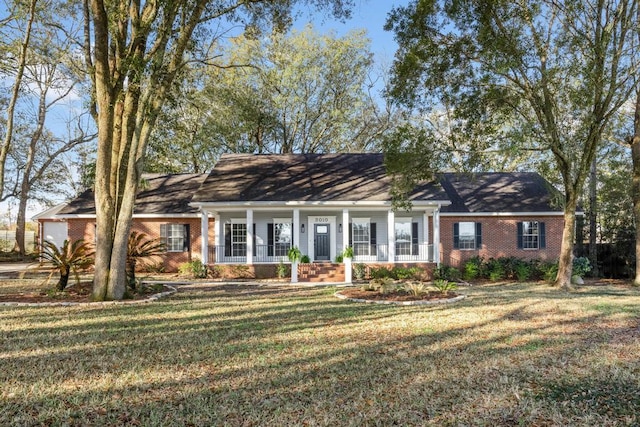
left=298, top=262, right=345, bottom=283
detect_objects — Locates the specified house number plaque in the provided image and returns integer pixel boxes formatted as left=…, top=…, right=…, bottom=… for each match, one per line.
left=314, top=218, right=330, bottom=223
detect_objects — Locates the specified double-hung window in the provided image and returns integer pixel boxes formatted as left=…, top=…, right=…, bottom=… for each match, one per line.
left=517, top=221, right=546, bottom=250
left=453, top=222, right=482, bottom=250
left=271, top=219, right=292, bottom=257
left=395, top=219, right=418, bottom=256
left=231, top=223, right=247, bottom=256
left=352, top=219, right=371, bottom=256
left=160, top=224, right=190, bottom=252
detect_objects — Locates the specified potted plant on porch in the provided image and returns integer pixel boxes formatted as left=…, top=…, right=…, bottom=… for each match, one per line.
left=288, top=246, right=302, bottom=283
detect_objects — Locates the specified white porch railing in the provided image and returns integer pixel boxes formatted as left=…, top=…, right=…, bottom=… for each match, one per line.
left=209, top=243, right=434, bottom=264
left=210, top=244, right=291, bottom=263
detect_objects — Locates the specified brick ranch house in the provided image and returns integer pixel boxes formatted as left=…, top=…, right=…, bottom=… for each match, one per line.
left=35, top=153, right=565, bottom=282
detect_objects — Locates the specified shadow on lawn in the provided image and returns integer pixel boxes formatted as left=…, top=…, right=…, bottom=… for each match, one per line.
left=1, top=283, right=639, bottom=426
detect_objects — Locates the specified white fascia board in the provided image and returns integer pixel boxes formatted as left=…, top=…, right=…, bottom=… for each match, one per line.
left=439, top=211, right=566, bottom=217
left=192, top=200, right=451, bottom=211
left=57, top=213, right=201, bottom=219
left=31, top=203, right=68, bottom=220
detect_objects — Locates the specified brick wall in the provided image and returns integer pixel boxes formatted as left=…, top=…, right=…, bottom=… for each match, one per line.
left=65, top=217, right=214, bottom=273
left=439, top=215, right=564, bottom=268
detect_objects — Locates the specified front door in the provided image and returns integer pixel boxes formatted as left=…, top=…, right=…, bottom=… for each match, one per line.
left=314, top=224, right=330, bottom=261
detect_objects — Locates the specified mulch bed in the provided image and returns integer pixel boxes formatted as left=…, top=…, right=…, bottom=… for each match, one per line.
left=338, top=288, right=458, bottom=302
left=0, top=281, right=165, bottom=304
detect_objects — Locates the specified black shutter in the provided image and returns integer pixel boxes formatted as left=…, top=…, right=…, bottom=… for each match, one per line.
left=253, top=224, right=256, bottom=257
left=224, top=223, right=231, bottom=256
left=539, top=222, right=546, bottom=249
left=370, top=222, right=377, bottom=255
left=517, top=222, right=524, bottom=249
left=453, top=223, right=460, bottom=249
left=160, top=224, right=168, bottom=251
left=267, top=223, right=274, bottom=256
left=412, top=222, right=418, bottom=255
left=475, top=222, right=482, bottom=248
left=183, top=224, right=190, bottom=252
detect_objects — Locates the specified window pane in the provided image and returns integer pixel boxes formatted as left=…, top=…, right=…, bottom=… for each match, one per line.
left=395, top=221, right=412, bottom=255
left=274, top=223, right=291, bottom=256
left=458, top=221, right=475, bottom=250
left=232, top=223, right=247, bottom=256
left=352, top=221, right=370, bottom=256
left=167, top=224, right=185, bottom=252
left=522, top=221, right=539, bottom=249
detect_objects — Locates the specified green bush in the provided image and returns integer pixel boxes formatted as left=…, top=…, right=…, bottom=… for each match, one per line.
left=353, top=263, right=366, bottom=280
left=432, top=279, right=458, bottom=294
left=486, top=258, right=505, bottom=281
left=300, top=255, right=311, bottom=263
left=573, top=257, right=592, bottom=277
left=370, top=266, right=393, bottom=279
left=539, top=262, right=559, bottom=282
left=178, top=258, right=207, bottom=279
left=514, top=260, right=531, bottom=282
left=433, top=265, right=461, bottom=281
left=463, top=256, right=485, bottom=280
left=404, top=281, right=430, bottom=296
left=276, top=261, right=289, bottom=279
left=335, top=252, right=344, bottom=263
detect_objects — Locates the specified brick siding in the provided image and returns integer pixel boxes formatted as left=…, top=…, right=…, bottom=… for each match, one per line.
left=439, top=216, right=564, bottom=268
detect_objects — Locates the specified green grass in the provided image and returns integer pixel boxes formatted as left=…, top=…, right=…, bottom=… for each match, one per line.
left=1, top=280, right=639, bottom=426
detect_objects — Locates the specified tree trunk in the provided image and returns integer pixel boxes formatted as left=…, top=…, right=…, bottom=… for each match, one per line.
left=57, top=270, right=69, bottom=291
left=632, top=89, right=640, bottom=286
left=14, top=194, right=27, bottom=255
left=588, top=157, right=599, bottom=276
left=554, top=198, right=578, bottom=291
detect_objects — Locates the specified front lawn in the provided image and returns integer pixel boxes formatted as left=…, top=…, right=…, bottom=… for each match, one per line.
left=1, top=281, right=639, bottom=426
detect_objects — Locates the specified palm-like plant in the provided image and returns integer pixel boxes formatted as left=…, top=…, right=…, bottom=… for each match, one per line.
left=127, top=231, right=165, bottom=290
left=40, top=239, right=94, bottom=291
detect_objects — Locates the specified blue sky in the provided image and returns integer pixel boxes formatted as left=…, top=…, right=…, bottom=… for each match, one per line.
left=303, top=1, right=408, bottom=66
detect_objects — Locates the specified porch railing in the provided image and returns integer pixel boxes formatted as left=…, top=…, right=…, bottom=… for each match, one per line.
left=209, top=243, right=434, bottom=264
left=210, top=244, right=291, bottom=263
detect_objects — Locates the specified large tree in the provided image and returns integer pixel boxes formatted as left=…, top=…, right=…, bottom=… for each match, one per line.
left=385, top=0, right=640, bottom=289
left=146, top=25, right=394, bottom=173
left=84, top=0, right=354, bottom=300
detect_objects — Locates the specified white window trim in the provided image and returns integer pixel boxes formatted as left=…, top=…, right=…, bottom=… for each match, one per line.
left=458, top=221, right=476, bottom=251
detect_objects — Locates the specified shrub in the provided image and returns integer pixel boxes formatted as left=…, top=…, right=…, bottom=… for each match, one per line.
left=432, top=279, right=458, bottom=294
left=463, top=256, right=484, bottom=280
left=178, top=258, right=208, bottom=279
left=486, top=258, right=505, bottom=281
left=127, top=231, right=165, bottom=290
left=335, top=252, right=344, bottom=263
left=514, top=260, right=531, bottom=282
left=370, top=266, right=393, bottom=279
left=276, top=261, right=289, bottom=279
left=539, top=262, right=559, bottom=282
left=40, top=239, right=94, bottom=291
left=353, top=263, right=366, bottom=280
left=371, top=277, right=397, bottom=295
left=573, top=257, right=592, bottom=277
left=300, top=255, right=311, bottom=263
left=404, top=281, right=430, bottom=296
left=433, top=265, right=461, bottom=281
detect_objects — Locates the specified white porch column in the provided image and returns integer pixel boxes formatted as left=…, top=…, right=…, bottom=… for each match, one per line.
left=214, top=213, right=221, bottom=263
left=291, top=208, right=300, bottom=283
left=200, top=210, right=209, bottom=264
left=433, top=207, right=441, bottom=265
left=423, top=211, right=430, bottom=262
left=342, top=208, right=351, bottom=283
left=387, top=209, right=395, bottom=263
left=246, top=209, right=253, bottom=264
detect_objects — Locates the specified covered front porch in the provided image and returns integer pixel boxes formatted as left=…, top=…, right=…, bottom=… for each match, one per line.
left=197, top=205, right=443, bottom=266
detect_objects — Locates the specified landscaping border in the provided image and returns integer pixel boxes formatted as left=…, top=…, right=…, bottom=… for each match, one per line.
left=0, top=285, right=177, bottom=307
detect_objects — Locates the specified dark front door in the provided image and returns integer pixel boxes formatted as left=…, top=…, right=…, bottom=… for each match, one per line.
left=314, top=224, right=330, bottom=261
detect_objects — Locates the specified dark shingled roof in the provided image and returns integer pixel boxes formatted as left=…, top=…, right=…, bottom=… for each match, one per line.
left=59, top=173, right=208, bottom=215
left=191, top=153, right=448, bottom=203
left=438, top=172, right=563, bottom=213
